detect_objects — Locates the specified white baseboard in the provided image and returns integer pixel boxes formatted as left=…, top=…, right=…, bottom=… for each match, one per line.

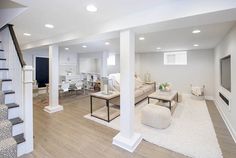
left=214, top=99, right=236, bottom=143
left=182, top=93, right=214, bottom=101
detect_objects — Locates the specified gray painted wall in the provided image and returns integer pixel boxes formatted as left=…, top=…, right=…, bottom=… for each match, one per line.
left=136, top=49, right=215, bottom=97
left=214, top=25, right=236, bottom=142
left=23, top=49, right=78, bottom=79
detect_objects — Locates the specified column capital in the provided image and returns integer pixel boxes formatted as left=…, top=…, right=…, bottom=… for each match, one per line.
left=49, top=44, right=59, bottom=47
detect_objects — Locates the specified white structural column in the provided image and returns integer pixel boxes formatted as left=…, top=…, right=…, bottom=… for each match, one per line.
left=101, top=51, right=108, bottom=77
left=44, top=45, right=63, bottom=113
left=112, top=30, right=142, bottom=152
left=100, top=51, right=108, bottom=92
left=23, top=65, right=33, bottom=154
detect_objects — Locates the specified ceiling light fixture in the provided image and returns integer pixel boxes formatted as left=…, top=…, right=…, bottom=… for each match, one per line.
left=193, top=44, right=199, bottom=47
left=23, top=33, right=31, bottom=36
left=45, top=24, right=54, bottom=29
left=105, top=42, right=110, bottom=45
left=86, top=4, right=98, bottom=12
left=156, top=47, right=161, bottom=50
left=65, top=48, right=69, bottom=50
left=192, top=29, right=201, bottom=34
left=139, top=37, right=145, bottom=40
left=82, top=45, right=87, bottom=48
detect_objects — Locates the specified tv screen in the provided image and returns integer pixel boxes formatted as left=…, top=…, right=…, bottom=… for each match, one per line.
left=220, top=55, right=231, bottom=92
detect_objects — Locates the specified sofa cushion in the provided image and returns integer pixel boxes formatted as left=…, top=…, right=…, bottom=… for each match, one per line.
left=135, top=80, right=143, bottom=89
left=136, top=76, right=144, bottom=83
left=140, top=84, right=153, bottom=93
left=135, top=89, right=144, bottom=98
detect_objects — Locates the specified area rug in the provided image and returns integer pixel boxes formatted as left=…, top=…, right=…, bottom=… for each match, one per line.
left=84, top=95, right=223, bottom=158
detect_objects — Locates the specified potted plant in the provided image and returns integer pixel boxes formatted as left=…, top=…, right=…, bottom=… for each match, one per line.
left=159, top=83, right=171, bottom=92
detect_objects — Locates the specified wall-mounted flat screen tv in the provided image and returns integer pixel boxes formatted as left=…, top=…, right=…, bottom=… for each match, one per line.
left=220, top=55, right=231, bottom=92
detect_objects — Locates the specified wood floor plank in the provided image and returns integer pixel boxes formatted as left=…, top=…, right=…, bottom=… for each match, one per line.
left=206, top=100, right=236, bottom=158
left=21, top=94, right=235, bottom=158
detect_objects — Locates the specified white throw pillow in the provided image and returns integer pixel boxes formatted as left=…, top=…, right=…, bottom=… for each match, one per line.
left=108, top=73, right=121, bottom=91
left=136, top=76, right=145, bottom=84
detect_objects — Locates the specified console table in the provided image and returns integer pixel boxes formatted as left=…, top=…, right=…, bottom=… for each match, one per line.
left=90, top=91, right=120, bottom=122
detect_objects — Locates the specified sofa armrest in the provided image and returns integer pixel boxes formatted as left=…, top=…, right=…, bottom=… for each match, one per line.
left=145, top=81, right=156, bottom=91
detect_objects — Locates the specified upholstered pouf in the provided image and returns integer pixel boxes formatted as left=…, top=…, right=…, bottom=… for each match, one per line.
left=141, top=104, right=171, bottom=129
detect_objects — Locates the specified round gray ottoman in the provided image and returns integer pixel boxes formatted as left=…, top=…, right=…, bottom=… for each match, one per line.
left=141, top=104, right=171, bottom=129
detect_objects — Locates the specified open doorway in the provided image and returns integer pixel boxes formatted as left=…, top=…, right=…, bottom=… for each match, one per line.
left=35, top=57, right=49, bottom=87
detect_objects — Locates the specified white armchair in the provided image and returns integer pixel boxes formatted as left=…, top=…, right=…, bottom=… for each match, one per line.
left=74, top=81, right=84, bottom=94
left=59, top=82, right=70, bottom=97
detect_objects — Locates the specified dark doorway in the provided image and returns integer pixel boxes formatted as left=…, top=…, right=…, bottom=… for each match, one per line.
left=36, top=57, right=49, bottom=87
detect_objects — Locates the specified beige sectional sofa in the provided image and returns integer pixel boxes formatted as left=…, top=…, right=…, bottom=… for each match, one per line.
left=108, top=73, right=156, bottom=105
left=134, top=83, right=155, bottom=103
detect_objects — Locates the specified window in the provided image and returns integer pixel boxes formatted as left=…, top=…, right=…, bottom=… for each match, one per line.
left=164, top=51, right=187, bottom=65
left=107, top=54, right=116, bottom=66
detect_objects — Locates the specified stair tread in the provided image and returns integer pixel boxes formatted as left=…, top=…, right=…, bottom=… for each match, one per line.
left=13, top=134, right=25, bottom=144
left=9, top=117, right=23, bottom=125
left=6, top=103, right=19, bottom=109
left=1, top=79, right=12, bottom=82
left=0, top=68, right=9, bottom=70
left=0, top=137, right=16, bottom=148
left=3, top=90, right=15, bottom=95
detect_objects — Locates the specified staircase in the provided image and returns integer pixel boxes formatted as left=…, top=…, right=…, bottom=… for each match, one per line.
left=0, top=25, right=33, bottom=157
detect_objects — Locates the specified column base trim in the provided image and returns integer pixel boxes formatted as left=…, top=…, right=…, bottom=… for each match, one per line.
left=44, top=105, right=63, bottom=113
left=112, top=132, right=142, bottom=152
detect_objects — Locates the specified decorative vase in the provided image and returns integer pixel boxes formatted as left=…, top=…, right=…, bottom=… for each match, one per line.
left=101, top=77, right=110, bottom=95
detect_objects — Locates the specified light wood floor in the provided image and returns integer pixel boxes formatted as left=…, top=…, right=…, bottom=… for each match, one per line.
left=20, top=94, right=236, bottom=158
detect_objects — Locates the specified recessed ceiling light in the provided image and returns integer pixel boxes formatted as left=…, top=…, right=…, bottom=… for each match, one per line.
left=23, top=33, right=31, bottom=36
left=192, top=29, right=201, bottom=34
left=82, top=45, right=87, bottom=48
left=156, top=47, right=161, bottom=50
left=86, top=4, right=98, bottom=12
left=139, top=37, right=145, bottom=40
left=65, top=48, right=69, bottom=50
left=193, top=44, right=199, bottom=47
left=105, top=42, right=110, bottom=45
left=45, top=24, right=54, bottom=29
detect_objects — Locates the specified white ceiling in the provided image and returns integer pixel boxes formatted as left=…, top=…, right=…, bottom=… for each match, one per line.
left=0, top=0, right=25, bottom=9
left=10, top=0, right=236, bottom=50
left=0, top=0, right=26, bottom=28
left=57, top=21, right=235, bottom=54
left=11, top=0, right=170, bottom=45
left=136, top=21, right=235, bottom=52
